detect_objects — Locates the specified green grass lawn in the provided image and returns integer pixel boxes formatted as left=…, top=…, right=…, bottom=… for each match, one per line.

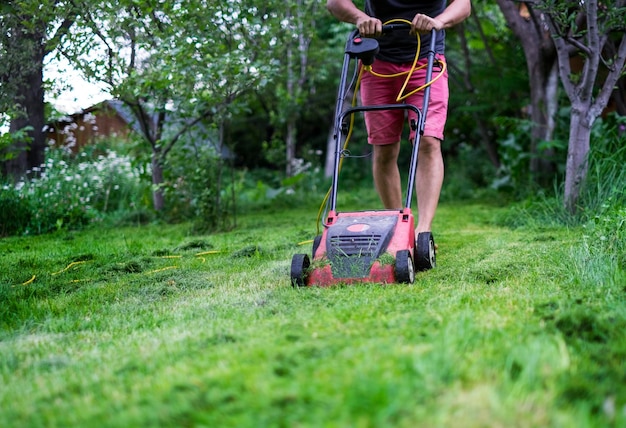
left=1, top=198, right=625, bottom=427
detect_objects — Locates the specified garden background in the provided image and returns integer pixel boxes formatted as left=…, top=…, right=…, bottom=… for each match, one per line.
left=1, top=1, right=625, bottom=426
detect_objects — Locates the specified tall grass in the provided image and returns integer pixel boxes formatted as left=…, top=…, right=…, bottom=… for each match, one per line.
left=1, top=198, right=624, bottom=427
left=501, top=115, right=626, bottom=226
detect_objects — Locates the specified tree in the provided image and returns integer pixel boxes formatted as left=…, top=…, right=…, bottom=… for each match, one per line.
left=496, top=0, right=559, bottom=185
left=63, top=0, right=284, bottom=211
left=446, top=1, right=530, bottom=172
left=539, top=0, right=626, bottom=212
left=243, top=0, right=332, bottom=178
left=281, top=0, right=320, bottom=178
left=0, top=0, right=76, bottom=178
left=201, top=0, right=340, bottom=181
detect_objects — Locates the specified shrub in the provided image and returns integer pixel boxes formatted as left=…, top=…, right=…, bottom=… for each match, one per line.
left=4, top=144, right=151, bottom=235
left=0, top=186, right=31, bottom=236
left=500, top=113, right=626, bottom=227
left=161, top=137, right=235, bottom=231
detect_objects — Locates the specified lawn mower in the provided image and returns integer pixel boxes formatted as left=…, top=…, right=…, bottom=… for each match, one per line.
left=291, top=25, right=440, bottom=286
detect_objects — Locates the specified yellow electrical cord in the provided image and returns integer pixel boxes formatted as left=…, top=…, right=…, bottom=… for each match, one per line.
left=315, top=18, right=446, bottom=236
left=362, top=18, right=447, bottom=102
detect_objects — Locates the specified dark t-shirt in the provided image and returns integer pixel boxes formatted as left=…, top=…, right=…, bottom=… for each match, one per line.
left=365, top=0, right=446, bottom=63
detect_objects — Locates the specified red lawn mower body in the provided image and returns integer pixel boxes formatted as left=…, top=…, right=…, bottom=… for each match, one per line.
left=307, top=209, right=415, bottom=286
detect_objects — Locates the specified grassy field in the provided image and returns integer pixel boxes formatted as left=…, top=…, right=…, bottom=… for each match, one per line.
left=1, top=194, right=625, bottom=427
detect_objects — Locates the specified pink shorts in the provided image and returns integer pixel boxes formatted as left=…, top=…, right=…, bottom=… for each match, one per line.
left=360, top=54, right=449, bottom=144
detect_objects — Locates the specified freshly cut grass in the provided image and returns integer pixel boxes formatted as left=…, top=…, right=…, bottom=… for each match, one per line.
left=1, top=200, right=624, bottom=427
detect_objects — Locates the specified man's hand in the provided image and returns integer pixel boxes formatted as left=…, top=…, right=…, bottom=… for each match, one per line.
left=356, top=16, right=383, bottom=37
left=411, top=14, right=445, bottom=34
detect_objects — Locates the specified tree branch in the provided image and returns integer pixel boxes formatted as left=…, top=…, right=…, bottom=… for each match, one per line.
left=123, top=98, right=156, bottom=147
left=544, top=13, right=576, bottom=100
left=591, top=33, right=626, bottom=119
left=578, top=0, right=601, bottom=101
left=161, top=109, right=215, bottom=160
left=45, top=16, right=75, bottom=55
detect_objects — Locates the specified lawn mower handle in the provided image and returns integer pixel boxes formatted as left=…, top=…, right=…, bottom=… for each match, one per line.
left=329, top=27, right=438, bottom=212
left=381, top=23, right=410, bottom=34
left=404, top=27, right=438, bottom=209
left=348, top=23, right=410, bottom=40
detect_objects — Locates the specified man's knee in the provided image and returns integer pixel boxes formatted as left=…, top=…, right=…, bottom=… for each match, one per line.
left=373, top=143, right=400, bottom=164
left=419, top=136, right=442, bottom=156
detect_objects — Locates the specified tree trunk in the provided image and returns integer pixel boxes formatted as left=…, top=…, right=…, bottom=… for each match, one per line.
left=563, top=108, right=591, bottom=213
left=151, top=149, right=165, bottom=212
left=496, top=0, right=559, bottom=184
left=528, top=54, right=559, bottom=185
left=284, top=0, right=312, bottom=178
left=3, top=28, right=46, bottom=178
left=285, top=120, right=297, bottom=177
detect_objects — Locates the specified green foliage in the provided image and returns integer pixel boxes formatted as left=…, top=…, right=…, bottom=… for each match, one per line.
left=439, top=142, right=499, bottom=202
left=163, top=139, right=235, bottom=232
left=445, top=1, right=529, bottom=165
left=0, top=0, right=79, bottom=171
left=234, top=166, right=328, bottom=213
left=490, top=117, right=535, bottom=192
left=578, top=114, right=626, bottom=215
left=498, top=114, right=626, bottom=246
left=0, top=125, right=32, bottom=162
left=538, top=0, right=626, bottom=36
left=2, top=142, right=151, bottom=235
left=577, top=115, right=626, bottom=271
left=226, top=5, right=346, bottom=170
left=55, top=0, right=302, bottom=211
left=490, top=102, right=579, bottom=196
left=0, top=185, right=31, bottom=235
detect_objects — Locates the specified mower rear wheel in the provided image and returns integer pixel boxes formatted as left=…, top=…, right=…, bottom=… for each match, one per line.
left=415, top=232, right=436, bottom=271
left=395, top=250, right=415, bottom=284
left=290, top=253, right=310, bottom=287
left=312, top=235, right=322, bottom=258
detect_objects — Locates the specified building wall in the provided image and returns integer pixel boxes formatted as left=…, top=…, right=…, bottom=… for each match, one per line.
left=46, top=107, right=131, bottom=152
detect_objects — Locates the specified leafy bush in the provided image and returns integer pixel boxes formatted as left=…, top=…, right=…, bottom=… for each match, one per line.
left=160, top=136, right=235, bottom=231
left=500, top=113, right=626, bottom=224
left=2, top=144, right=151, bottom=235
left=0, top=186, right=31, bottom=236
left=440, top=142, right=498, bottom=202
left=0, top=125, right=33, bottom=163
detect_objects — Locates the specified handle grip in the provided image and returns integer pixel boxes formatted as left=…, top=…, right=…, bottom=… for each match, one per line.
left=381, top=23, right=411, bottom=34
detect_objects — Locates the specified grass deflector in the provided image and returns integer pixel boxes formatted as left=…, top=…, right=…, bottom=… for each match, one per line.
left=291, top=25, right=439, bottom=286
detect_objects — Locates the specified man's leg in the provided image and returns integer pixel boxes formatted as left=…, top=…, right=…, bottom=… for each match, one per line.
left=372, top=142, right=402, bottom=209
left=415, top=136, right=444, bottom=233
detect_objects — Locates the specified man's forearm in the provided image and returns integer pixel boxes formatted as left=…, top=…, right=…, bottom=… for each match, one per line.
left=326, top=0, right=369, bottom=25
left=436, top=0, right=472, bottom=29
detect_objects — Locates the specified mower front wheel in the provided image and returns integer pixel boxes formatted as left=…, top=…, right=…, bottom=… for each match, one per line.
left=395, top=250, right=415, bottom=284
left=290, top=253, right=310, bottom=287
